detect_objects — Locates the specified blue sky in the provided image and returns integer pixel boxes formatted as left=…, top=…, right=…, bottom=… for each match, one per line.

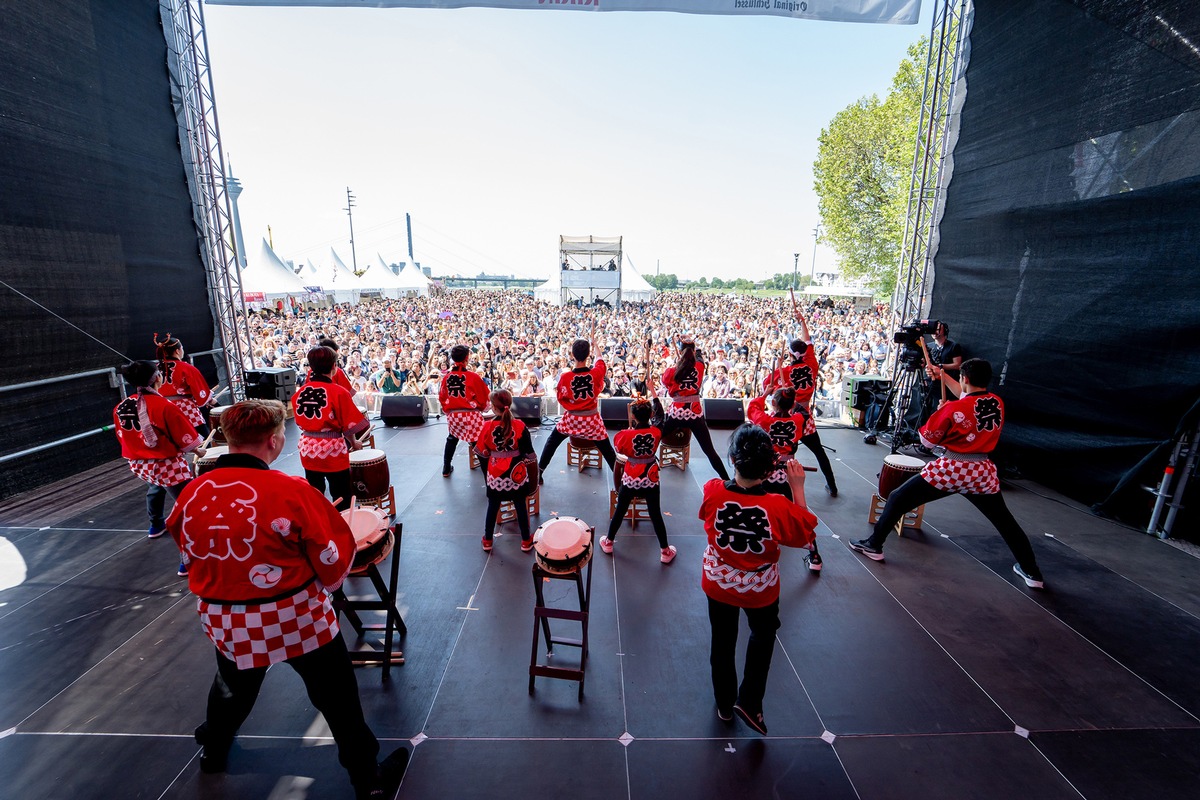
left=204, top=2, right=932, bottom=282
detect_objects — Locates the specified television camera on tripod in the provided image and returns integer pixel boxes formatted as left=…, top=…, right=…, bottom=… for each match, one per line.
left=863, top=319, right=941, bottom=452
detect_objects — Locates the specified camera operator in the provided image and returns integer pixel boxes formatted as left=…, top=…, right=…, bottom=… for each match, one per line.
left=925, top=322, right=963, bottom=395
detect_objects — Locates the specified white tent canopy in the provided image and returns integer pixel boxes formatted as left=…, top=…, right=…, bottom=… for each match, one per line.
left=534, top=267, right=561, bottom=305
left=241, top=238, right=310, bottom=300
left=621, top=260, right=657, bottom=303
left=398, top=261, right=430, bottom=295
left=300, top=257, right=360, bottom=304
left=357, top=255, right=408, bottom=299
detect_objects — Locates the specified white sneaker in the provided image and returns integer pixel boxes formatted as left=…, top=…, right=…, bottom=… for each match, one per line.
left=660, top=545, right=677, bottom=564
left=599, top=536, right=614, bottom=554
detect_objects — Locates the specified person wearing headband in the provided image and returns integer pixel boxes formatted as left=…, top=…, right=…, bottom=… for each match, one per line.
left=155, top=333, right=214, bottom=436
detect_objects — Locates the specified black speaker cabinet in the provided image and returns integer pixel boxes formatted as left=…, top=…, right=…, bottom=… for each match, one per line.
left=703, top=398, right=745, bottom=428
left=246, top=367, right=297, bottom=387
left=512, top=396, right=543, bottom=425
left=246, top=384, right=295, bottom=403
left=600, top=397, right=633, bottom=428
left=380, top=395, right=428, bottom=426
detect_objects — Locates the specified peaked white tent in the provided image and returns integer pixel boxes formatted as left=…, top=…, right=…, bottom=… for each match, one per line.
left=300, top=258, right=360, bottom=305
left=534, top=267, right=561, bottom=305
left=329, top=248, right=371, bottom=295
left=358, top=255, right=407, bottom=300
left=397, top=260, right=431, bottom=296
left=241, top=238, right=310, bottom=301
left=621, top=261, right=657, bottom=303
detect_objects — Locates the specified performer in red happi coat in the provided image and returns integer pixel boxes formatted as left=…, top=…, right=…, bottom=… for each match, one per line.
left=537, top=335, right=617, bottom=477
left=599, top=397, right=675, bottom=563
left=659, top=337, right=731, bottom=481
left=166, top=399, right=408, bottom=799
left=439, top=343, right=489, bottom=478
left=114, top=360, right=205, bottom=574
left=291, top=346, right=369, bottom=511
left=850, top=359, right=1045, bottom=589
left=474, top=389, right=537, bottom=552
left=155, top=333, right=214, bottom=436
left=700, top=424, right=817, bottom=736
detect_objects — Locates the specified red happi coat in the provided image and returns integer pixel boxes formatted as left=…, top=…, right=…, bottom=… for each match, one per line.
left=763, top=348, right=820, bottom=405
left=475, top=417, right=534, bottom=497
left=291, top=378, right=369, bottom=471
left=158, top=358, right=212, bottom=428
left=613, top=426, right=662, bottom=489
left=661, top=363, right=705, bottom=419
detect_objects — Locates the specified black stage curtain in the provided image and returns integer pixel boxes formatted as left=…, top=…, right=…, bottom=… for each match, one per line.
left=931, top=0, right=1200, bottom=528
left=0, top=1, right=215, bottom=498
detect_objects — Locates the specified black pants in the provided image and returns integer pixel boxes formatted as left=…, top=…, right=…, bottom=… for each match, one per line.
left=661, top=415, right=731, bottom=481
left=607, top=485, right=668, bottom=548
left=538, top=429, right=617, bottom=471
left=800, top=431, right=837, bottom=490
left=443, top=434, right=464, bottom=472
left=146, top=479, right=189, bottom=529
left=869, top=475, right=1041, bottom=577
left=203, top=636, right=379, bottom=789
left=484, top=494, right=531, bottom=540
left=708, top=596, right=780, bottom=716
left=305, top=468, right=352, bottom=511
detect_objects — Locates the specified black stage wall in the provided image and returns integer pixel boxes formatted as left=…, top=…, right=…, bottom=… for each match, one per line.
left=931, top=0, right=1200, bottom=510
left=0, top=1, right=215, bottom=498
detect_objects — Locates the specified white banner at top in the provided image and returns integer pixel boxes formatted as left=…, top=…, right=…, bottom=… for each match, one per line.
left=205, top=0, right=922, bottom=26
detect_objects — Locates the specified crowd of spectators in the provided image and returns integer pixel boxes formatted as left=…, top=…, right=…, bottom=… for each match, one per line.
left=246, top=291, right=894, bottom=416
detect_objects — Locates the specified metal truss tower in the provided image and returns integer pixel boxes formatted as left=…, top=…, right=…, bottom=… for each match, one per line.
left=890, top=0, right=973, bottom=334
left=161, top=0, right=253, bottom=400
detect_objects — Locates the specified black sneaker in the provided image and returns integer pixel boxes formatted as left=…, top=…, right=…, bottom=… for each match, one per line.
left=442, top=465, right=453, bottom=478
left=717, top=707, right=734, bottom=723
left=733, top=704, right=768, bottom=735
left=825, top=484, right=838, bottom=498
left=356, top=747, right=411, bottom=800
left=1012, top=564, right=1045, bottom=589
left=194, top=724, right=229, bottom=774
left=805, top=550, right=823, bottom=572
left=849, top=539, right=884, bottom=561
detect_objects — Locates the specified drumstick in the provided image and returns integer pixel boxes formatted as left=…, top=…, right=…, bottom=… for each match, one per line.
left=198, top=430, right=216, bottom=450
left=917, top=337, right=946, bottom=403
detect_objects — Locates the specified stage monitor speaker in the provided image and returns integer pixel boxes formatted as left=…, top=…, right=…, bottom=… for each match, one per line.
left=381, top=395, right=428, bottom=427
left=852, top=377, right=891, bottom=411
left=703, top=398, right=745, bottom=428
left=513, top=396, right=543, bottom=425
left=246, top=367, right=297, bottom=387
left=246, top=384, right=295, bottom=404
left=600, top=397, right=633, bottom=428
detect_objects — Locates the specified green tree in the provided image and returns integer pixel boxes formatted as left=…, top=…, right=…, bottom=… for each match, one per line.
left=711, top=277, right=725, bottom=289
left=813, top=38, right=926, bottom=299
left=696, top=277, right=709, bottom=288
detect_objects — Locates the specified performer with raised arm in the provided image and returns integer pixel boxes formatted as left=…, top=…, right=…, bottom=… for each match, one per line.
left=764, top=292, right=838, bottom=496
left=746, top=377, right=825, bottom=573
left=165, top=400, right=408, bottom=799
left=439, top=343, right=490, bottom=477
left=537, top=328, right=618, bottom=477
left=600, top=396, right=676, bottom=564
left=292, top=345, right=369, bottom=511
left=659, top=336, right=731, bottom=481
left=850, top=358, right=1046, bottom=589
left=113, top=360, right=205, bottom=575
left=701, top=425, right=817, bottom=736
left=155, top=333, right=213, bottom=436
left=475, top=389, right=537, bottom=552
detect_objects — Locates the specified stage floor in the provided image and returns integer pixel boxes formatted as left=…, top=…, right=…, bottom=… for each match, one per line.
left=2, top=416, right=1198, bottom=800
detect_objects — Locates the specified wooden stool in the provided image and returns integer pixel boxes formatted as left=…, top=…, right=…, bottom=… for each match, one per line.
left=529, top=557, right=592, bottom=701
left=566, top=438, right=602, bottom=472
left=358, top=486, right=396, bottom=518
left=659, top=427, right=691, bottom=471
left=608, top=490, right=650, bottom=528
left=498, top=489, right=540, bottom=523
left=332, top=521, right=407, bottom=682
left=867, top=493, right=925, bottom=536
left=469, top=449, right=482, bottom=470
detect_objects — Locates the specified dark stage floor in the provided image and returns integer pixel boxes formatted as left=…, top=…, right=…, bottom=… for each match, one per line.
left=2, top=415, right=1198, bottom=800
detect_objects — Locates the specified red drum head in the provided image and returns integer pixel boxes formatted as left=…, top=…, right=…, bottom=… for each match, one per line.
left=533, top=516, right=593, bottom=574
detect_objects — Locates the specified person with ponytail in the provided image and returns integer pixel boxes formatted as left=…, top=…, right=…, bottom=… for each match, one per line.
left=658, top=337, right=731, bottom=481
left=537, top=334, right=618, bottom=478
left=474, top=389, right=537, bottom=552
left=699, top=424, right=817, bottom=736
left=292, top=346, right=369, bottom=511
left=113, top=360, right=206, bottom=574
left=155, top=333, right=214, bottom=437
left=746, top=383, right=825, bottom=573
left=600, top=397, right=675, bottom=563
left=439, top=343, right=490, bottom=477
left=764, top=297, right=838, bottom=496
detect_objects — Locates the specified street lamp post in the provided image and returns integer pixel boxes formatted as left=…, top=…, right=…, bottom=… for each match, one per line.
left=792, top=252, right=800, bottom=290
left=809, top=227, right=821, bottom=282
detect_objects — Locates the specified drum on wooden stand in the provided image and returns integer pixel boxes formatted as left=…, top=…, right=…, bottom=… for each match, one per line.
left=349, top=448, right=390, bottom=500
left=516, top=456, right=540, bottom=498
left=209, top=406, right=233, bottom=444
left=341, top=505, right=395, bottom=573
left=878, top=454, right=925, bottom=498
left=195, top=446, right=228, bottom=476
left=532, top=516, right=593, bottom=574
left=661, top=427, right=691, bottom=448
